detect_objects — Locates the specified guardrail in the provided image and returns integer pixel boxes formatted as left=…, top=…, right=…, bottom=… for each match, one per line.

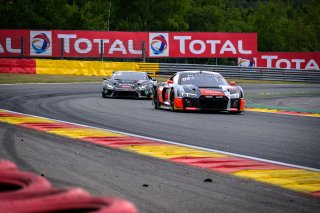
left=158, top=63, right=320, bottom=83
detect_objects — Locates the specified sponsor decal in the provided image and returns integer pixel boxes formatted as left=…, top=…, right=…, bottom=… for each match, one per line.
left=30, top=31, right=52, bottom=56
left=200, top=89, right=225, bottom=96
left=149, top=33, right=169, bottom=57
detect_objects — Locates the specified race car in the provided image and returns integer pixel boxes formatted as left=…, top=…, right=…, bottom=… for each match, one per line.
left=152, top=71, right=245, bottom=113
left=102, top=71, right=156, bottom=98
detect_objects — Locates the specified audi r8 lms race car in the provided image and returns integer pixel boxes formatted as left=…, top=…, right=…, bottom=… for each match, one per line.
left=153, top=71, right=245, bottom=113
left=102, top=71, right=156, bottom=98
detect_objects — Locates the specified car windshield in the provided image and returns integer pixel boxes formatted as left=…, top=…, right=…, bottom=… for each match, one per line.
left=111, top=72, right=147, bottom=80
left=179, top=73, right=228, bottom=87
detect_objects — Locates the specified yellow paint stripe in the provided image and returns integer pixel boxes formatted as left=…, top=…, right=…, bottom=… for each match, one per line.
left=0, top=116, right=55, bottom=124
left=121, top=145, right=227, bottom=159
left=234, top=169, right=320, bottom=193
left=48, top=127, right=124, bottom=138
left=246, top=108, right=320, bottom=118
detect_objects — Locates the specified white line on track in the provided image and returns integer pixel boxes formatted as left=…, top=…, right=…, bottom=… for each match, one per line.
left=3, top=108, right=320, bottom=172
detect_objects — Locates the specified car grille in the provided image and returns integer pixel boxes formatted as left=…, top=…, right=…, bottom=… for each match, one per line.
left=199, top=96, right=228, bottom=110
left=114, top=91, right=138, bottom=98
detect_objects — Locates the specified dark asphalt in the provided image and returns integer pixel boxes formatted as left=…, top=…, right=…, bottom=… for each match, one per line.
left=0, top=83, right=320, bottom=212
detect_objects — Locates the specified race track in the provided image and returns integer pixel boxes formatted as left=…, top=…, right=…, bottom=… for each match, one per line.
left=0, top=83, right=319, bottom=212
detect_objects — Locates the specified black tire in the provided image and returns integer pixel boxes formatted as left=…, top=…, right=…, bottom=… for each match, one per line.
left=170, top=90, right=175, bottom=111
left=152, top=86, right=159, bottom=109
left=229, top=110, right=243, bottom=114
left=101, top=91, right=107, bottom=98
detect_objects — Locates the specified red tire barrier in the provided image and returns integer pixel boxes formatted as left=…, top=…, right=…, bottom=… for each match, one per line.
left=0, top=190, right=138, bottom=213
left=0, top=170, right=52, bottom=200
left=0, top=159, right=18, bottom=170
left=0, top=188, right=91, bottom=212
left=0, top=160, right=138, bottom=212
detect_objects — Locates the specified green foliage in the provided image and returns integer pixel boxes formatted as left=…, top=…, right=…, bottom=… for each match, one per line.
left=0, top=0, right=318, bottom=51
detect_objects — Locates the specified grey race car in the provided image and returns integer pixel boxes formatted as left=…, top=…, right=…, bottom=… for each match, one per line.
left=102, top=71, right=156, bottom=98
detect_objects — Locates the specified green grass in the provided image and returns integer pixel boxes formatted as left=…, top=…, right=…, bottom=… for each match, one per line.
left=0, top=73, right=316, bottom=84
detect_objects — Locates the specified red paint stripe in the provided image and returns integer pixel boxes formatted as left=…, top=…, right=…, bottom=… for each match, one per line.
left=277, top=111, right=310, bottom=116
left=80, top=136, right=161, bottom=148
left=0, top=59, right=36, bottom=74
left=170, top=156, right=287, bottom=173
left=0, top=112, right=25, bottom=117
left=311, top=191, right=320, bottom=197
left=17, top=122, right=79, bottom=131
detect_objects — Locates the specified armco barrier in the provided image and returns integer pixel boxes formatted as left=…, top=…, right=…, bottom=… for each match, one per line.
left=158, top=63, right=320, bottom=83
left=0, top=159, right=138, bottom=213
left=0, top=58, right=36, bottom=74
left=1, top=58, right=319, bottom=82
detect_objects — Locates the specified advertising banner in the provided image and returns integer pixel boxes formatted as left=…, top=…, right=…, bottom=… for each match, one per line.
left=149, top=32, right=257, bottom=58
left=239, top=52, right=320, bottom=70
left=0, top=30, right=257, bottom=58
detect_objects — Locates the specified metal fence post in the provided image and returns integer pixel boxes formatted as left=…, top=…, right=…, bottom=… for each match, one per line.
left=142, top=41, right=146, bottom=62
left=21, top=37, right=24, bottom=58
left=60, top=38, right=64, bottom=59
left=100, top=39, right=103, bottom=61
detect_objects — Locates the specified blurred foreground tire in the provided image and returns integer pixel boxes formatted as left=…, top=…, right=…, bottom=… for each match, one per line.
left=0, top=159, right=18, bottom=171
left=0, top=189, right=138, bottom=213
left=0, top=170, right=52, bottom=200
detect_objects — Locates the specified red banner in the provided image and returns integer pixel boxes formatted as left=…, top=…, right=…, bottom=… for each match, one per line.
left=0, top=30, right=257, bottom=58
left=166, top=32, right=257, bottom=58
left=239, top=52, right=320, bottom=70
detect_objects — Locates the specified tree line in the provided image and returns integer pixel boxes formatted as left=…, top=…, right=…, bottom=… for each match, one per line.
left=1, top=0, right=319, bottom=52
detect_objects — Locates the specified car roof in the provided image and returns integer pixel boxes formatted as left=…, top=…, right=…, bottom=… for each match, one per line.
left=113, top=71, right=147, bottom=74
left=176, top=70, right=221, bottom=75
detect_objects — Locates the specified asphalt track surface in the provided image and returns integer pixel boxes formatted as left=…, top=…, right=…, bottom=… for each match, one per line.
left=0, top=83, right=320, bottom=212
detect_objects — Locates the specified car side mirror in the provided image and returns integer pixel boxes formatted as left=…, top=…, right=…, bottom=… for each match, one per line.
left=166, top=80, right=174, bottom=84
left=229, top=81, right=236, bottom=86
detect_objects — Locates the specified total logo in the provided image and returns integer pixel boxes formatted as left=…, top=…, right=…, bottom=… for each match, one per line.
left=238, top=57, right=256, bottom=67
left=149, top=33, right=169, bottom=57
left=30, top=31, right=52, bottom=56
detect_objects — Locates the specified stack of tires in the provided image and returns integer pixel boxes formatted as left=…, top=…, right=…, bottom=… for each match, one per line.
left=0, top=159, right=138, bottom=213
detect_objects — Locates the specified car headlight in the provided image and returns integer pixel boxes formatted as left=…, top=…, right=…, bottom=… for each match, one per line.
left=230, top=92, right=240, bottom=99
left=138, top=85, right=147, bottom=90
left=105, top=83, right=114, bottom=89
left=181, top=92, right=197, bottom=97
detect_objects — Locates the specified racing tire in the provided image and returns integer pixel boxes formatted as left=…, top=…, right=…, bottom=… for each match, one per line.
left=170, top=90, right=176, bottom=111
left=153, top=99, right=159, bottom=109
left=153, top=86, right=159, bottom=109
left=229, top=111, right=243, bottom=114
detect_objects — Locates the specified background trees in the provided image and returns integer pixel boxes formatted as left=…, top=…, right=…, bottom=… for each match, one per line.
left=0, top=0, right=319, bottom=52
